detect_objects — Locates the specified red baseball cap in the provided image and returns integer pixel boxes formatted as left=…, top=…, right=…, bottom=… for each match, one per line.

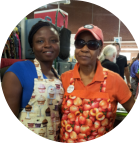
left=75, top=24, right=104, bottom=45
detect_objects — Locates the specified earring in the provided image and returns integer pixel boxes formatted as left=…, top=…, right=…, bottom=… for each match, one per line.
left=97, top=53, right=101, bottom=58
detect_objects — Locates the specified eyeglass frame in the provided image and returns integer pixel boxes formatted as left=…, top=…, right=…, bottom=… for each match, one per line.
left=74, top=39, right=102, bottom=50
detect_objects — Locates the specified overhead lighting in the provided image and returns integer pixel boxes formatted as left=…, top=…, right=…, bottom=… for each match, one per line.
left=104, top=41, right=136, bottom=43
left=121, top=48, right=138, bottom=51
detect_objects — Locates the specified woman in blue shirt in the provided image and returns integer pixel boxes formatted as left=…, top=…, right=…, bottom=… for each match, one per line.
left=2, top=21, right=63, bottom=141
left=130, top=53, right=139, bottom=97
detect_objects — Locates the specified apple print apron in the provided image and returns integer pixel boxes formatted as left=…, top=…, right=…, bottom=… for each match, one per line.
left=19, top=58, right=64, bottom=141
left=60, top=70, right=115, bottom=142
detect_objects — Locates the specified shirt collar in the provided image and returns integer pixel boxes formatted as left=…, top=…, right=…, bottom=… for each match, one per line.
left=72, top=60, right=104, bottom=82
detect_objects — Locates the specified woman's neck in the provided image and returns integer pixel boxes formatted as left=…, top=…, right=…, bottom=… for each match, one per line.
left=79, top=63, right=97, bottom=77
left=37, top=59, right=53, bottom=76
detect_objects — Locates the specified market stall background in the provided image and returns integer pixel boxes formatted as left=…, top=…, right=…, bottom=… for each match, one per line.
left=1, top=0, right=138, bottom=130
left=17, top=0, right=139, bottom=129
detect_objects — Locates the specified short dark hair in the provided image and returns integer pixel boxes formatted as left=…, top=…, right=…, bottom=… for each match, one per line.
left=112, top=42, right=120, bottom=49
left=36, top=21, right=59, bottom=33
left=28, top=21, right=59, bottom=48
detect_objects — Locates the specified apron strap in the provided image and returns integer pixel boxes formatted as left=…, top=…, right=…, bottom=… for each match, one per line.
left=34, top=58, right=60, bottom=79
left=51, top=66, right=60, bottom=79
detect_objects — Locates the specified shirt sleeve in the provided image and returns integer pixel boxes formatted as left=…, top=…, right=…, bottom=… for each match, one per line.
left=115, top=74, right=131, bottom=104
left=6, top=62, right=25, bottom=87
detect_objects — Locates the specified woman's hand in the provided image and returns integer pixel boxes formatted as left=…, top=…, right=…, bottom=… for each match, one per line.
left=136, top=73, right=139, bottom=79
left=2, top=72, right=22, bottom=117
left=127, top=82, right=131, bottom=89
left=122, top=96, right=135, bottom=113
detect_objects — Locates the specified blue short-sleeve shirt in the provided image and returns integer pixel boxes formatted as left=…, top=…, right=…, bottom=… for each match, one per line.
left=6, top=60, right=48, bottom=108
left=130, top=60, right=139, bottom=78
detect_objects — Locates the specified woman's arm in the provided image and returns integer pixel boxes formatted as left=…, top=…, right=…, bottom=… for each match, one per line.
left=115, top=73, right=135, bottom=113
left=136, top=73, right=139, bottom=79
left=122, top=96, right=135, bottom=113
left=2, top=72, right=22, bottom=117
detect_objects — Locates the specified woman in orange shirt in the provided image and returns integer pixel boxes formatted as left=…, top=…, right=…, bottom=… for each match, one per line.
left=60, top=24, right=135, bottom=142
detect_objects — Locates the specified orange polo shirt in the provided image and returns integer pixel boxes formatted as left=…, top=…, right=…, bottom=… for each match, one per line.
left=61, top=60, right=131, bottom=113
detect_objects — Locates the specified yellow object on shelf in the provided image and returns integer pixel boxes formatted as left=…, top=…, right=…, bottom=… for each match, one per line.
left=68, top=58, right=72, bottom=62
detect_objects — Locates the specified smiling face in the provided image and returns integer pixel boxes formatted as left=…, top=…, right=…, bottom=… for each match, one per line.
left=32, top=26, right=60, bottom=62
left=75, top=31, right=102, bottom=66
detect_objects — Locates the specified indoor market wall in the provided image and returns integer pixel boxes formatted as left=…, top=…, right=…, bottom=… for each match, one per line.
left=26, top=0, right=138, bottom=62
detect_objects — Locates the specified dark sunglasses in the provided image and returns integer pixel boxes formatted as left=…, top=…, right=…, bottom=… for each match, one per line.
left=74, top=39, right=101, bottom=50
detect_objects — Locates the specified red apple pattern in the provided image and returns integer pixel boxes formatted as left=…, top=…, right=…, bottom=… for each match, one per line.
left=60, top=71, right=114, bottom=142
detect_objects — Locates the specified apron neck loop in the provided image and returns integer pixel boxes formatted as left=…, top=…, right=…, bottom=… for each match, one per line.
left=33, top=58, right=44, bottom=80
left=33, top=58, right=60, bottom=80
left=51, top=66, right=60, bottom=79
